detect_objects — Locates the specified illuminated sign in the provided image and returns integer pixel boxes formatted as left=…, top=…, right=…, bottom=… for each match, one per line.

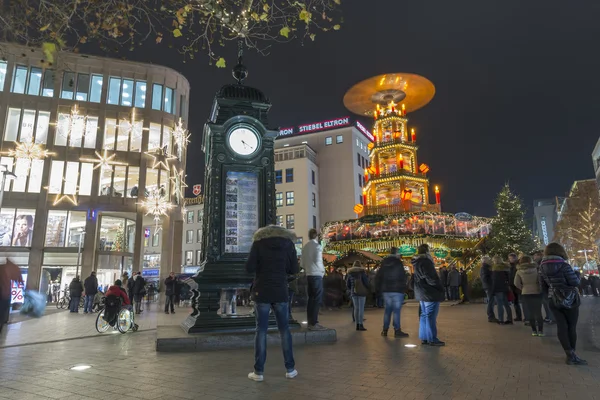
left=278, top=117, right=351, bottom=137
left=355, top=121, right=375, bottom=142
left=540, top=217, right=549, bottom=245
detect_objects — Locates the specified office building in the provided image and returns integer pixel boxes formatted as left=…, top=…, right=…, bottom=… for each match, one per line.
left=533, top=199, right=557, bottom=246
left=181, top=196, right=203, bottom=273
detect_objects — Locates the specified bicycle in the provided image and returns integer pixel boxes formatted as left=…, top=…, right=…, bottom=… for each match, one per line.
left=56, top=294, right=85, bottom=310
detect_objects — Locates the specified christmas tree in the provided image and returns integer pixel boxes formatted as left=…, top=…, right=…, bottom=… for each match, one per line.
left=112, top=229, right=124, bottom=252
left=489, top=184, right=536, bottom=258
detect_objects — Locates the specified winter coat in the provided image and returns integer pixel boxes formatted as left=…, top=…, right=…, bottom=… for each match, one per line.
left=447, top=269, right=460, bottom=287
left=509, top=263, right=520, bottom=292
left=104, top=285, right=130, bottom=306
left=301, top=239, right=325, bottom=277
left=411, top=254, right=445, bottom=302
left=514, top=263, right=542, bottom=295
left=0, top=261, right=23, bottom=300
left=245, top=225, right=299, bottom=303
left=539, top=256, right=580, bottom=296
left=491, top=264, right=510, bottom=294
left=460, top=271, right=469, bottom=287
left=346, top=266, right=370, bottom=297
left=69, top=279, right=84, bottom=297
left=164, top=276, right=176, bottom=296
left=84, top=275, right=98, bottom=295
left=439, top=268, right=449, bottom=287
left=480, top=263, right=493, bottom=290
left=132, top=275, right=146, bottom=295
left=375, top=255, right=407, bottom=294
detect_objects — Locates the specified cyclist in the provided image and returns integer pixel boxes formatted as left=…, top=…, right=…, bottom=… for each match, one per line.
left=105, top=280, right=132, bottom=310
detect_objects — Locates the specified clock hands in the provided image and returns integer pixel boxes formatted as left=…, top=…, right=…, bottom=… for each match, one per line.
left=241, top=140, right=255, bottom=150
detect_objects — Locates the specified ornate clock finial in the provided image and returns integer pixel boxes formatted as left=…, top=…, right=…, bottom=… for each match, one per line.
left=232, top=39, right=248, bottom=84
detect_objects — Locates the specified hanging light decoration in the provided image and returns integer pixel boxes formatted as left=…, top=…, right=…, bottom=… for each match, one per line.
left=170, top=165, right=188, bottom=205
left=138, top=188, right=174, bottom=231
left=80, top=149, right=128, bottom=170
left=145, top=147, right=176, bottom=170
left=6, top=139, right=55, bottom=163
left=119, top=108, right=143, bottom=139
left=56, top=104, right=88, bottom=140
left=171, top=118, right=190, bottom=160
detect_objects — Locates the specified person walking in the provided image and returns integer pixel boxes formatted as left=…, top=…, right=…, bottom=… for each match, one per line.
left=124, top=272, right=135, bottom=305
left=491, top=256, right=513, bottom=325
left=131, top=272, right=146, bottom=314
left=375, top=247, right=409, bottom=338
left=0, top=261, right=23, bottom=333
left=480, top=256, right=497, bottom=322
left=438, top=265, right=450, bottom=301
left=459, top=268, right=470, bottom=303
left=539, top=243, right=586, bottom=365
left=69, top=276, right=84, bottom=313
left=508, top=253, right=524, bottom=322
left=347, top=260, right=369, bottom=331
left=164, top=272, right=177, bottom=314
left=533, top=250, right=554, bottom=323
left=447, top=265, right=460, bottom=301
left=514, top=255, right=544, bottom=336
left=412, top=244, right=445, bottom=346
left=83, top=271, right=98, bottom=314
left=301, top=229, right=326, bottom=331
left=245, top=225, right=299, bottom=382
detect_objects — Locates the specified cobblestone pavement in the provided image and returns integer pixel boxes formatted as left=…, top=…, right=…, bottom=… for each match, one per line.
left=1, top=298, right=600, bottom=400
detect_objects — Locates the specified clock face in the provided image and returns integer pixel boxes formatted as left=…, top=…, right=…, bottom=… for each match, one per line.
left=228, top=127, right=259, bottom=156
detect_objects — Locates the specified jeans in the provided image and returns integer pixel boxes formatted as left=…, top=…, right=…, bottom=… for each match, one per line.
left=70, top=296, right=80, bottom=312
left=494, top=292, right=512, bottom=322
left=550, top=304, right=579, bottom=353
left=254, top=302, right=295, bottom=374
left=306, top=276, right=323, bottom=326
left=165, top=294, right=175, bottom=313
left=512, top=291, right=523, bottom=320
left=134, top=295, right=143, bottom=313
left=84, top=294, right=95, bottom=313
left=521, top=294, right=544, bottom=333
left=288, top=291, right=295, bottom=320
left=352, top=296, right=366, bottom=324
left=419, top=301, right=440, bottom=342
left=485, top=290, right=496, bottom=320
left=450, top=286, right=459, bottom=301
left=382, top=292, right=404, bottom=330
left=542, top=295, right=554, bottom=320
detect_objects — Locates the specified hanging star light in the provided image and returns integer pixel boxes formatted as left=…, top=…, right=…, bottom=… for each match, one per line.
left=170, top=165, right=188, bottom=205
left=80, top=149, right=128, bottom=170
left=138, top=188, right=174, bottom=231
left=171, top=118, right=190, bottom=160
left=145, top=147, right=176, bottom=170
left=51, top=178, right=79, bottom=206
left=119, top=108, right=144, bottom=139
left=55, top=104, right=88, bottom=140
left=6, top=139, right=55, bottom=161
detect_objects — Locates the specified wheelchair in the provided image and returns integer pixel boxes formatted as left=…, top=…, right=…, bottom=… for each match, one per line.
left=95, top=295, right=139, bottom=334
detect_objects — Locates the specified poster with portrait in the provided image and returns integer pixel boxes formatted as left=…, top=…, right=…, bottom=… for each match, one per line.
left=224, top=171, right=258, bottom=253
left=7, top=210, right=35, bottom=247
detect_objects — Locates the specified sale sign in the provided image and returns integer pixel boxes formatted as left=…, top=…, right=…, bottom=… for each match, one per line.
left=11, top=280, right=24, bottom=303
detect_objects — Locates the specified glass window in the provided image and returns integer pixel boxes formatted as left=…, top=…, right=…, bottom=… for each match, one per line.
left=35, top=111, right=50, bottom=144
left=103, top=118, right=117, bottom=150
left=67, top=212, right=87, bottom=247
left=63, top=162, right=79, bottom=195
left=164, top=87, right=174, bottom=113
left=98, top=216, right=125, bottom=252
left=276, top=215, right=283, bottom=227
left=152, top=84, right=163, bottom=110
left=116, top=119, right=129, bottom=151
left=27, top=67, right=42, bottom=96
left=20, top=110, right=36, bottom=142
left=152, top=231, right=160, bottom=247
left=357, top=153, right=361, bottom=166
left=126, top=166, right=140, bottom=198
left=99, top=165, right=114, bottom=196
left=0, top=61, right=7, bottom=91
left=286, top=168, right=294, bottom=183
left=134, top=80, right=146, bottom=108
left=197, top=229, right=202, bottom=242
left=69, top=114, right=85, bottom=148
left=336, top=135, right=343, bottom=144
left=12, top=159, right=29, bottom=192
left=325, top=136, right=332, bottom=146
left=358, top=173, right=362, bottom=187
left=61, top=72, right=75, bottom=99
left=197, top=210, right=202, bottom=223
left=4, top=108, right=20, bottom=142
left=0, top=209, right=15, bottom=246
left=146, top=168, right=158, bottom=193
left=160, top=169, right=169, bottom=199
left=11, top=66, right=28, bottom=94
left=1, top=157, right=13, bottom=191
left=148, top=123, right=161, bottom=151
left=186, top=230, right=193, bottom=244
left=75, top=73, right=90, bottom=101
left=196, top=250, right=201, bottom=264
left=129, top=120, right=142, bottom=152
left=187, top=211, right=194, bottom=224
left=90, top=74, right=103, bottom=103
left=286, top=215, right=295, bottom=230
left=79, top=163, right=93, bottom=196
left=48, top=161, right=64, bottom=194
left=162, top=124, right=171, bottom=152
left=185, top=251, right=193, bottom=265
left=120, top=79, right=133, bottom=106
left=312, top=170, right=316, bottom=185
left=27, top=160, right=44, bottom=193
left=3, top=210, right=36, bottom=247
left=275, top=170, right=282, bottom=184
left=276, top=192, right=283, bottom=207
left=113, top=165, right=127, bottom=197
left=45, top=210, right=68, bottom=247
left=107, top=77, right=121, bottom=104
left=312, top=193, right=316, bottom=207
left=84, top=116, right=98, bottom=148
left=286, top=191, right=294, bottom=206
left=313, top=215, right=317, bottom=230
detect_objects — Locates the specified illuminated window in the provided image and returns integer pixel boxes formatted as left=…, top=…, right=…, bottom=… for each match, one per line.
left=336, top=135, right=343, bottom=144
left=20, top=110, right=36, bottom=142
left=11, top=66, right=28, bottom=94
left=312, top=193, right=316, bottom=207
left=276, top=192, right=283, bottom=207
left=45, top=210, right=87, bottom=247
left=276, top=215, right=283, bottom=227
left=0, top=208, right=36, bottom=247
left=27, top=67, right=43, bottom=96
left=12, top=158, right=29, bottom=192
left=113, top=165, right=127, bottom=197
left=325, top=136, right=332, bottom=145
left=185, top=251, right=193, bottom=265
left=197, top=210, right=202, bottom=223
left=2, top=108, right=48, bottom=144
left=27, top=160, right=44, bottom=193
left=121, top=79, right=133, bottom=106
left=286, top=191, right=294, bottom=206
left=152, top=84, right=163, bottom=110
left=0, top=61, right=7, bottom=91
left=55, top=111, right=98, bottom=148
left=187, top=211, right=194, bottom=224
left=275, top=170, right=282, bottom=184
left=164, top=87, right=174, bottom=113
left=196, top=250, right=201, bottom=264
left=126, top=166, right=140, bottom=198
left=48, top=161, right=65, bottom=194
left=197, top=229, right=202, bottom=242
left=79, top=163, right=93, bottom=196
left=134, top=80, right=146, bottom=108
left=90, top=74, right=103, bottom=103
left=61, top=72, right=75, bottom=99
left=99, top=165, right=114, bottom=196
left=286, top=214, right=295, bottom=230
left=186, top=230, right=193, bottom=244
left=146, top=168, right=159, bottom=193
left=63, top=162, right=79, bottom=195
left=148, top=123, right=161, bottom=151
left=107, top=77, right=121, bottom=104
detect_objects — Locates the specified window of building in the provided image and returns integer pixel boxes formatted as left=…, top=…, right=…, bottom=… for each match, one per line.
left=312, top=192, right=316, bottom=207
left=60, top=72, right=76, bottom=99
left=325, top=136, right=332, bottom=145
left=56, top=112, right=98, bottom=148
left=196, top=250, right=201, bottom=264
left=275, top=170, right=282, bottom=184
left=313, top=215, right=317, bottom=230
left=4, top=108, right=50, bottom=143
left=197, top=229, right=202, bottom=242
left=286, top=214, right=295, bottom=230
left=126, top=166, right=140, bottom=198
left=357, top=153, right=361, bottom=167
left=75, top=74, right=90, bottom=101
left=187, top=211, right=194, bottom=224
left=0, top=61, right=7, bottom=91
left=150, top=231, right=159, bottom=247
left=47, top=161, right=94, bottom=196
left=120, top=79, right=133, bottom=106
left=276, top=192, right=283, bottom=207
left=197, top=210, right=202, bottom=223
left=286, top=191, right=295, bottom=206
left=312, top=170, right=316, bottom=185
left=186, top=230, right=193, bottom=244
left=359, top=195, right=363, bottom=205
left=152, top=83, right=163, bottom=110
left=336, top=135, right=343, bottom=144
left=185, top=251, right=193, bottom=265
left=164, top=87, right=174, bottom=113
left=0, top=208, right=36, bottom=247
left=11, top=65, right=28, bottom=94
left=90, top=74, right=103, bottom=102
left=27, top=67, right=43, bottom=96
left=148, top=123, right=162, bottom=151
left=45, top=211, right=86, bottom=247
left=276, top=215, right=283, bottom=227
left=102, top=117, right=142, bottom=152
left=134, top=80, right=146, bottom=108
left=0, top=156, right=44, bottom=194
left=285, top=168, right=294, bottom=183
left=358, top=173, right=363, bottom=187
left=107, top=77, right=121, bottom=104
left=42, top=70, right=55, bottom=97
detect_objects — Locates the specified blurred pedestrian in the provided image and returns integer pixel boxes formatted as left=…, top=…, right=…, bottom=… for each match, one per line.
left=508, top=253, right=524, bottom=321
left=164, top=272, right=177, bottom=314
left=69, top=276, right=84, bottom=313
left=83, top=271, right=98, bottom=314
left=447, top=264, right=460, bottom=300
left=0, top=261, right=23, bottom=332
left=480, top=256, right=497, bottom=322
left=492, top=256, right=513, bottom=325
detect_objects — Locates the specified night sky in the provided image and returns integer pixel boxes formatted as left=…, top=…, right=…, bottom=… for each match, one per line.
left=125, top=0, right=600, bottom=217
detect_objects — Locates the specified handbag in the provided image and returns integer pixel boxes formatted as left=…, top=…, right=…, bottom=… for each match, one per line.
left=550, top=285, right=580, bottom=309
left=353, top=275, right=369, bottom=297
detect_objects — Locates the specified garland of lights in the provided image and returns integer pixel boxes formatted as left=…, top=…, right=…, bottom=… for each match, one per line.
left=6, top=139, right=54, bottom=163
left=138, top=188, right=174, bottom=231
left=80, top=149, right=128, bottom=170
left=170, top=165, right=188, bottom=205
left=145, top=147, right=176, bottom=170
left=172, top=118, right=190, bottom=161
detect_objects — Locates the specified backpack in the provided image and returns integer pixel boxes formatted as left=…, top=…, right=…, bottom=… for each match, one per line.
left=353, top=274, right=369, bottom=297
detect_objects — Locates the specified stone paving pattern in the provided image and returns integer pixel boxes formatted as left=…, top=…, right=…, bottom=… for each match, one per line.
left=1, top=299, right=600, bottom=400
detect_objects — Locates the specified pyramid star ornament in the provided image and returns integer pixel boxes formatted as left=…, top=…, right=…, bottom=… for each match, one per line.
left=80, top=149, right=128, bottom=170
left=145, top=147, right=176, bottom=170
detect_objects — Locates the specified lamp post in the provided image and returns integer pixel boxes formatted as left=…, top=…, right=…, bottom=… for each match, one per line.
left=0, top=165, right=17, bottom=209
left=74, top=229, right=86, bottom=278
left=578, top=249, right=593, bottom=272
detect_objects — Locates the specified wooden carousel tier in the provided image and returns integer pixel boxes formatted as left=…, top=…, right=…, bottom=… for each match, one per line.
left=325, top=234, right=482, bottom=254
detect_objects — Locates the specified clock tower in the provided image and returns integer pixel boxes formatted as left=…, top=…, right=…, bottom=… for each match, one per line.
left=182, top=46, right=279, bottom=333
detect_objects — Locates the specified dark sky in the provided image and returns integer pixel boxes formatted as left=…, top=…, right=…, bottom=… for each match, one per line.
left=128, top=0, right=600, bottom=217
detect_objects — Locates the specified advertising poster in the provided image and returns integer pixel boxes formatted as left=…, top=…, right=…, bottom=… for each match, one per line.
left=224, top=171, right=258, bottom=253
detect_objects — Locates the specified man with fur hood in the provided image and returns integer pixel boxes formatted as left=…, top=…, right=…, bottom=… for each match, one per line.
left=245, top=225, right=299, bottom=382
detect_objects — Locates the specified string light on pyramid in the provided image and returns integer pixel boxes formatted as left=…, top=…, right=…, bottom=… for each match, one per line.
left=170, top=165, right=188, bottom=205
left=80, top=149, right=128, bottom=170
left=145, top=147, right=176, bottom=170
left=172, top=118, right=190, bottom=160
left=138, top=188, right=173, bottom=231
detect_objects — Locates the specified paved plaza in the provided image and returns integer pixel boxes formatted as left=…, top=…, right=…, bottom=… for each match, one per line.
left=1, top=299, right=600, bottom=400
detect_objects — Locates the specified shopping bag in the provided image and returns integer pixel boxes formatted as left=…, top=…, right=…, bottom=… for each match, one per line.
left=20, top=290, right=47, bottom=318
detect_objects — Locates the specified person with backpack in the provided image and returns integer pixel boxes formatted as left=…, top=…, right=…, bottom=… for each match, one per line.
left=346, top=260, right=369, bottom=331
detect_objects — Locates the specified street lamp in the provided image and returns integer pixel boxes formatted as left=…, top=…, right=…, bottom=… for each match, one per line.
left=578, top=249, right=594, bottom=271
left=0, top=165, right=17, bottom=209
left=74, top=229, right=86, bottom=278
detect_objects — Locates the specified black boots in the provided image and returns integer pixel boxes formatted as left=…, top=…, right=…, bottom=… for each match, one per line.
left=394, top=329, right=409, bottom=338
left=566, top=350, right=588, bottom=365
left=356, top=324, right=367, bottom=331
left=381, top=329, right=388, bottom=336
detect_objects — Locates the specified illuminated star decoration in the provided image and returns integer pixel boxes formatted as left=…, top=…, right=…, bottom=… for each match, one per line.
left=7, top=139, right=55, bottom=162
left=171, top=118, right=190, bottom=160
left=51, top=178, right=79, bottom=206
left=145, top=147, right=176, bottom=170
left=56, top=104, right=88, bottom=140
left=138, top=188, right=174, bottom=231
left=119, top=108, right=143, bottom=139
left=170, top=165, right=188, bottom=205
left=80, top=149, right=128, bottom=170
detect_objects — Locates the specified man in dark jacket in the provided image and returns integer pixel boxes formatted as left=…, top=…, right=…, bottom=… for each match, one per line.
left=438, top=266, right=450, bottom=300
left=411, top=244, right=445, bottom=346
left=459, top=268, right=470, bottom=303
left=479, top=257, right=497, bottom=322
left=69, top=277, right=84, bottom=313
left=164, top=272, right=176, bottom=314
left=375, top=247, right=409, bottom=338
left=83, top=272, right=98, bottom=314
left=508, top=253, right=524, bottom=321
left=131, top=272, right=146, bottom=314
left=447, top=265, right=460, bottom=301
left=245, top=225, right=299, bottom=382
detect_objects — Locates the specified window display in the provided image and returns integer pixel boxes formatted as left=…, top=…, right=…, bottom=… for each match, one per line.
left=0, top=209, right=35, bottom=247
left=224, top=171, right=258, bottom=253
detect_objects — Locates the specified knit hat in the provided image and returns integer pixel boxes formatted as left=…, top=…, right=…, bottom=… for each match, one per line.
left=115, top=279, right=122, bottom=287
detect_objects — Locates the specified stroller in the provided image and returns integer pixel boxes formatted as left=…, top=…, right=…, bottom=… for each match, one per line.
left=95, top=295, right=139, bottom=334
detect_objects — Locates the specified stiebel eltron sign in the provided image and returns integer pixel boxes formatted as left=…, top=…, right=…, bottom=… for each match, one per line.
left=278, top=117, right=351, bottom=137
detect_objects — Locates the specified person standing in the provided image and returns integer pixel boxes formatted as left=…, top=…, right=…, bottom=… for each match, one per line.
left=301, top=229, right=326, bottom=331
left=132, top=272, right=146, bottom=314
left=514, top=255, right=544, bottom=336
left=375, top=247, right=409, bottom=338
left=533, top=250, right=554, bottom=323
left=508, top=253, right=524, bottom=321
left=347, top=260, right=369, bottom=331
left=412, top=244, right=445, bottom=346
left=164, top=272, right=177, bottom=314
left=491, top=256, right=513, bottom=325
left=83, top=272, right=98, bottom=314
left=459, top=268, right=470, bottom=303
left=0, top=261, right=23, bottom=332
left=245, top=225, right=299, bottom=382
left=69, top=276, right=84, bottom=313
left=438, top=265, right=450, bottom=301
left=480, top=256, right=497, bottom=322
left=539, top=243, right=586, bottom=365
left=447, top=265, right=460, bottom=301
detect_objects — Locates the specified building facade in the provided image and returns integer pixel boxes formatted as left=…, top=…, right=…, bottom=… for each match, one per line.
left=0, top=43, right=190, bottom=299
left=181, top=196, right=203, bottom=273
left=594, top=137, right=600, bottom=253
left=533, top=199, right=557, bottom=247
